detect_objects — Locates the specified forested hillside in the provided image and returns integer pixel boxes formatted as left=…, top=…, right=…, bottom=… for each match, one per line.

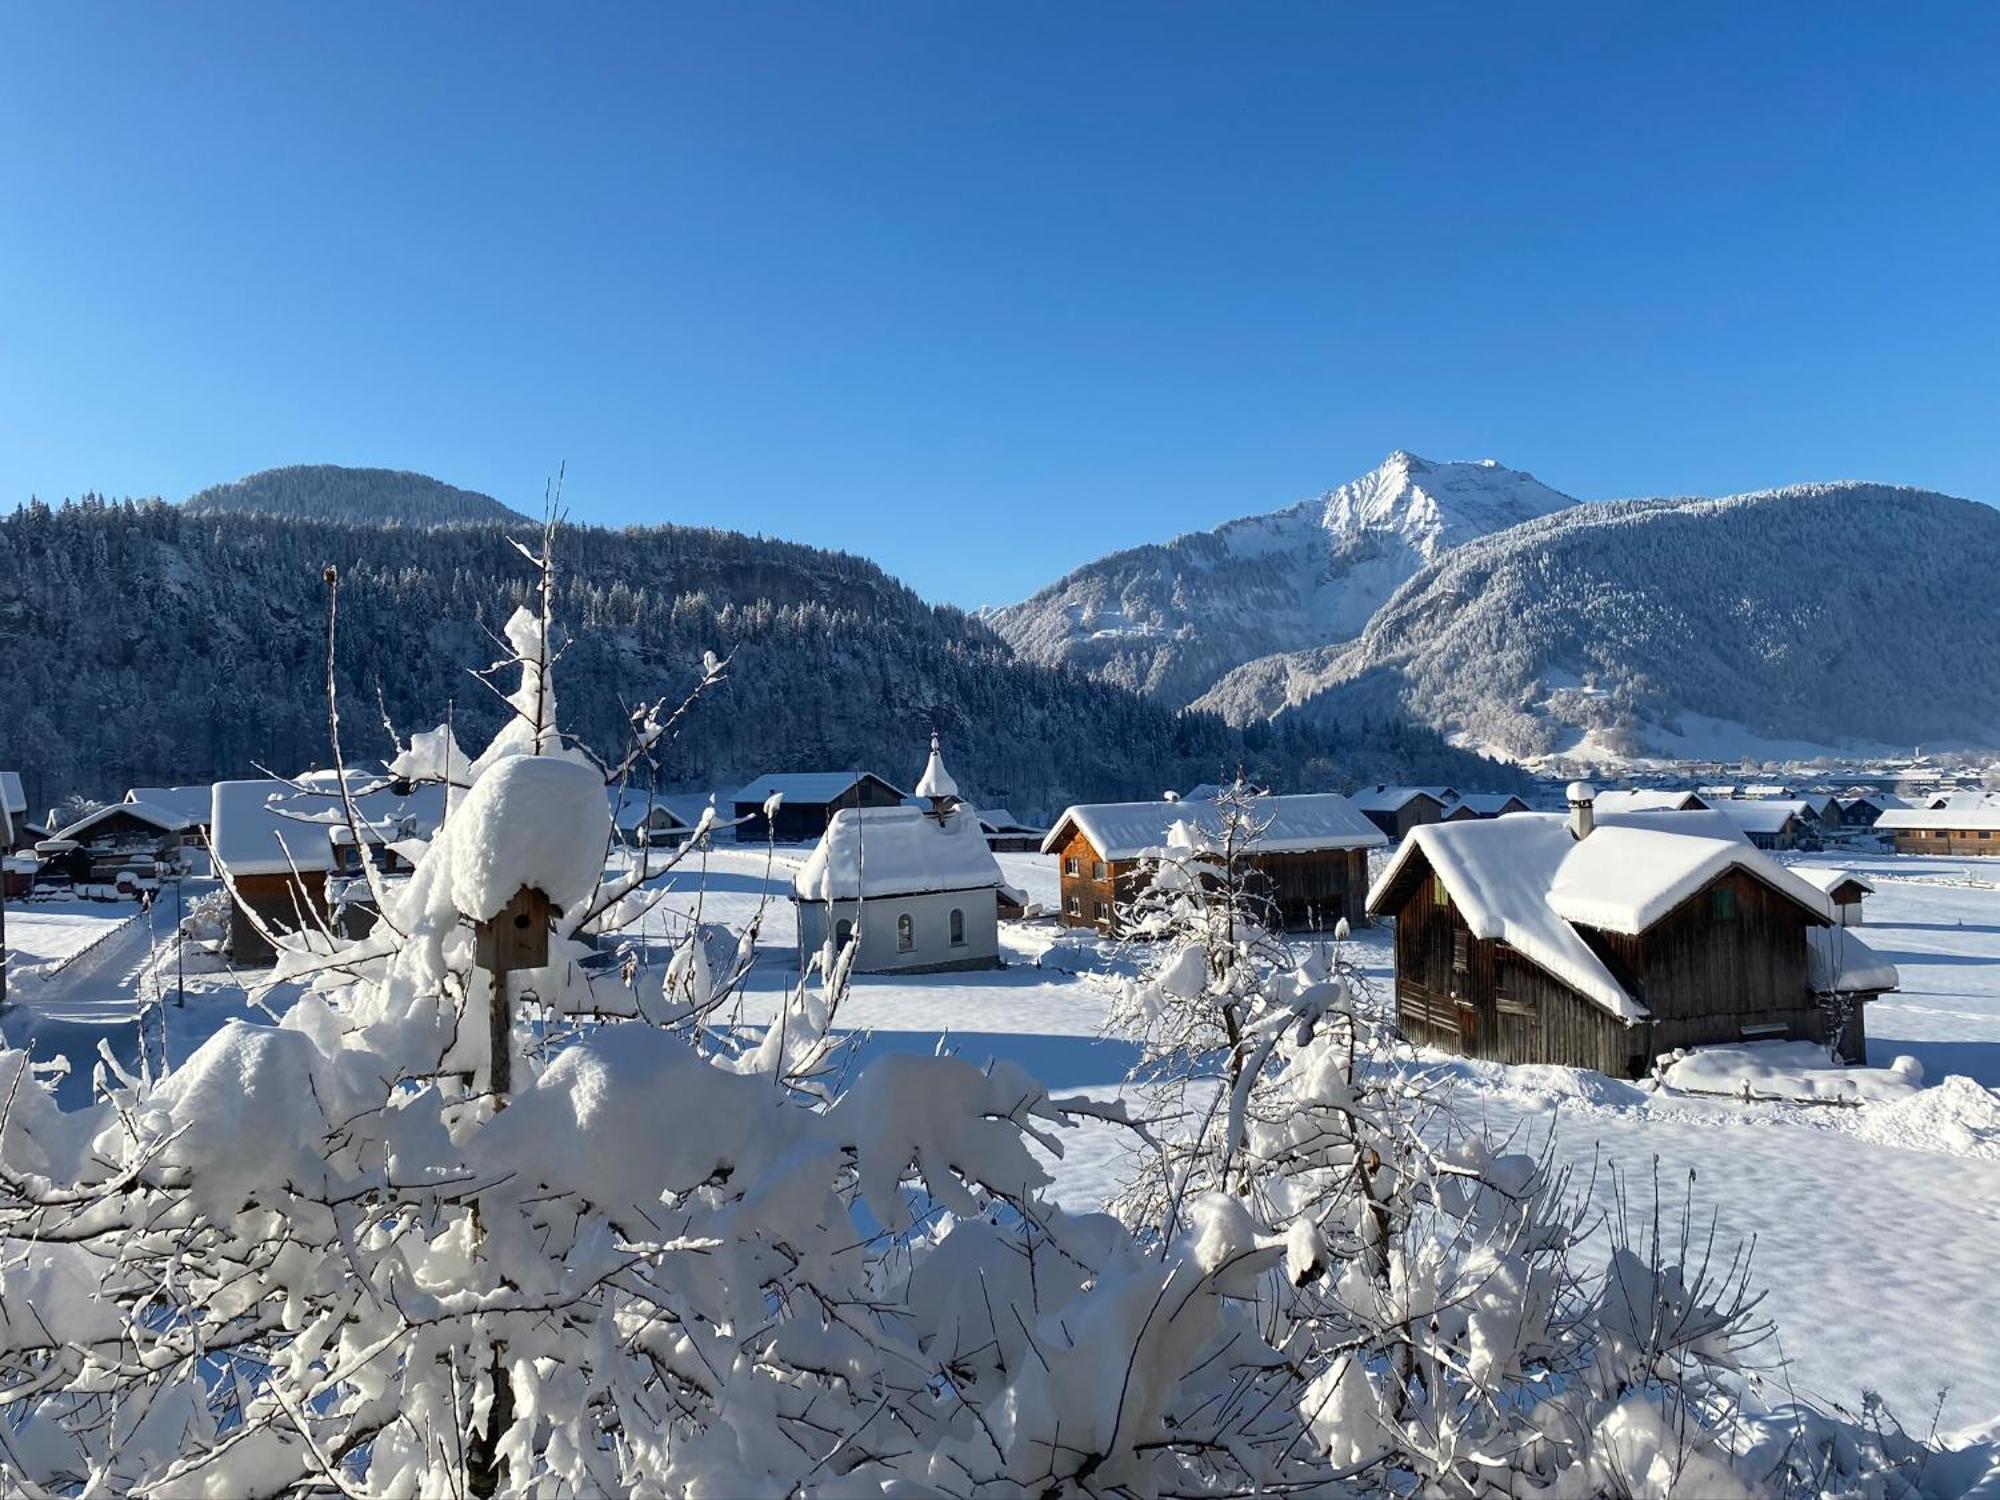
left=1194, top=482, right=2000, bottom=762
left=0, top=497, right=1517, bottom=817
left=185, top=465, right=528, bottom=525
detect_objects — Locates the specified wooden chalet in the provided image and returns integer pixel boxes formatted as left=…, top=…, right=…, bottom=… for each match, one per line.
left=732, top=771, right=905, bottom=844
left=1875, top=805, right=2000, bottom=856
left=1351, top=786, right=1452, bottom=839
left=38, top=801, right=187, bottom=883
left=1366, top=785, right=1895, bottom=1076
left=124, top=785, right=216, bottom=846
left=1041, top=793, right=1385, bottom=935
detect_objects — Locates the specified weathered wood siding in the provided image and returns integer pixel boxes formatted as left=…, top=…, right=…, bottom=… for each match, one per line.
left=1385, top=862, right=1641, bottom=1076
left=1889, top=827, right=2000, bottom=856
left=228, top=870, right=330, bottom=964
left=1583, top=868, right=1826, bottom=1054
left=1053, top=829, right=1123, bottom=930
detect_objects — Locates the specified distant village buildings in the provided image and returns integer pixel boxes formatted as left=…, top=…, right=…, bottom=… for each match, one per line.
left=732, top=772, right=905, bottom=843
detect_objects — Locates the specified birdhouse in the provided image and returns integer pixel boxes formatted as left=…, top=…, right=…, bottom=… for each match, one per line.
left=474, top=886, right=554, bottom=973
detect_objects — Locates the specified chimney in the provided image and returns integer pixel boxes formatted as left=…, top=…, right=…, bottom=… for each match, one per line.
left=1566, top=781, right=1596, bottom=841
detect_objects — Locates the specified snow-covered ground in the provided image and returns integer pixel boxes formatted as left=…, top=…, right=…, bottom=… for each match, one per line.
left=7, top=845, right=1999, bottom=1434
left=2, top=896, right=136, bottom=972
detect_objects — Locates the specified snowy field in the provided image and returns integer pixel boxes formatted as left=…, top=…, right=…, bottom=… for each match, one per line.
left=6, top=845, right=1999, bottom=1437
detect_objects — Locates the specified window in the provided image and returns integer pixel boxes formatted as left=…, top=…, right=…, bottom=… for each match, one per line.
left=1093, top=900, right=1109, bottom=923
left=1092, top=861, right=1107, bottom=881
left=949, top=907, right=965, bottom=946
left=896, top=914, right=914, bottom=952
left=1713, top=886, right=1738, bottom=920
left=834, top=918, right=853, bottom=949
left=1432, top=875, right=1450, bottom=909
left=1065, top=856, right=1080, bottom=877
left=1067, top=894, right=1082, bottom=916
left=1452, top=929, right=1469, bottom=974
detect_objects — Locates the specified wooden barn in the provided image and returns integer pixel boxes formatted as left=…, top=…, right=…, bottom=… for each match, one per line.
left=1041, top=793, right=1385, bottom=935
left=123, top=785, right=216, bottom=846
left=1798, top=866, right=1873, bottom=925
left=1874, top=806, right=2000, bottom=856
left=610, top=788, right=699, bottom=850
left=1351, top=786, right=1452, bottom=839
left=731, top=772, right=905, bottom=843
left=1366, top=785, right=1895, bottom=1077
left=39, top=801, right=188, bottom=883
left=976, top=808, right=1048, bottom=853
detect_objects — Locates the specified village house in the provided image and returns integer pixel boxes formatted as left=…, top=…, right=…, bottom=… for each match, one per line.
left=1838, top=792, right=1906, bottom=828
left=1351, top=785, right=1452, bottom=839
left=1366, top=786, right=1894, bottom=1076
left=1798, top=866, right=1873, bottom=925
left=1439, top=792, right=1533, bottom=821
left=1875, top=805, right=2000, bottom=856
left=792, top=737, right=1008, bottom=973
left=1041, top=792, right=1385, bottom=935
left=211, top=775, right=446, bottom=961
left=1713, top=798, right=1815, bottom=850
left=975, top=808, right=1047, bottom=853
left=732, top=771, right=905, bottom=843
left=36, top=800, right=188, bottom=885
left=610, top=788, right=699, bottom=850
left=123, top=785, right=216, bottom=847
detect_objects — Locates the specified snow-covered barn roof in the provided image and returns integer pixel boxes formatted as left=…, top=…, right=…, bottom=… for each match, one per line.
left=1795, top=866, right=1875, bottom=897
left=50, top=799, right=189, bottom=842
left=1367, top=810, right=1838, bottom=1021
left=977, top=808, right=1045, bottom=836
left=731, top=771, right=903, bottom=807
left=1592, top=789, right=1709, bottom=814
left=210, top=777, right=448, bottom=877
left=1445, top=792, right=1531, bottom=816
left=1041, top=793, right=1386, bottom=861
left=1712, top=800, right=1809, bottom=835
left=1349, top=785, right=1450, bottom=814
left=609, top=787, right=694, bottom=832
left=1875, top=807, right=2000, bottom=831
left=792, top=806, right=1004, bottom=902
left=124, top=785, right=215, bottom=826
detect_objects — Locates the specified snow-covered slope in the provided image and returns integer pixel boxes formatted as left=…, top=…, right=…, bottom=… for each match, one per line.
left=986, top=452, right=1580, bottom=707
left=1194, top=482, right=2000, bottom=765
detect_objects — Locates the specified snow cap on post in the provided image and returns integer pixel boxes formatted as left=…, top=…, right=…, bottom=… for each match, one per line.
left=1566, top=781, right=1596, bottom=841
left=446, top=755, right=610, bottom=921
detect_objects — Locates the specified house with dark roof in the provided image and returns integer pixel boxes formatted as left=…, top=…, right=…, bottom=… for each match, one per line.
left=1351, top=785, right=1452, bottom=839
left=731, top=771, right=905, bottom=843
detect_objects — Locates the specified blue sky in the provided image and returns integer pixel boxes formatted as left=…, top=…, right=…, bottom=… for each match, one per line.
left=2, top=4, right=1995, bottom=607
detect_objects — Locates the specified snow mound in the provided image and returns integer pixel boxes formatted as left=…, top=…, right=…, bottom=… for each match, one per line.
left=1661, top=1041, right=1923, bottom=1106
left=1856, top=1074, right=2000, bottom=1161
left=444, top=755, right=610, bottom=920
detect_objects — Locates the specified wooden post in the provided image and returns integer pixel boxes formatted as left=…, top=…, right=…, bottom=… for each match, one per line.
left=466, top=885, right=549, bottom=1497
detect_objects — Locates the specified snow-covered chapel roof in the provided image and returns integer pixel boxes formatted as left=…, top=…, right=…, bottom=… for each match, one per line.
left=913, top=733, right=959, bottom=802
left=1367, top=810, right=1858, bottom=1021
left=1041, top=793, right=1385, bottom=861
left=792, top=805, right=1004, bottom=902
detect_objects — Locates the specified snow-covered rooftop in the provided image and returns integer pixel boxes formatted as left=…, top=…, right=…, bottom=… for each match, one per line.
left=0, top=771, right=24, bottom=816
left=1368, top=810, right=1838, bottom=1020
left=1592, top=789, right=1707, bottom=815
left=1795, top=866, right=1876, bottom=897
left=1807, top=926, right=1898, bottom=994
left=1445, top=792, right=1530, bottom=816
left=609, top=787, right=695, bottom=832
left=1042, top=793, right=1386, bottom=862
left=1349, top=785, right=1449, bottom=814
left=50, top=799, right=189, bottom=842
left=732, top=771, right=902, bottom=807
left=124, top=785, right=215, bottom=826
left=1875, top=807, right=2000, bottom=831
left=793, top=805, right=1004, bottom=902
left=210, top=777, right=449, bottom=877
left=1713, top=800, right=1810, bottom=835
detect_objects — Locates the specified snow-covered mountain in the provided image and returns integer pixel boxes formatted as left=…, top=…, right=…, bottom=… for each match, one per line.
left=185, top=465, right=529, bottom=526
left=1193, top=482, right=2000, bottom=766
left=987, top=451, right=1579, bottom=706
